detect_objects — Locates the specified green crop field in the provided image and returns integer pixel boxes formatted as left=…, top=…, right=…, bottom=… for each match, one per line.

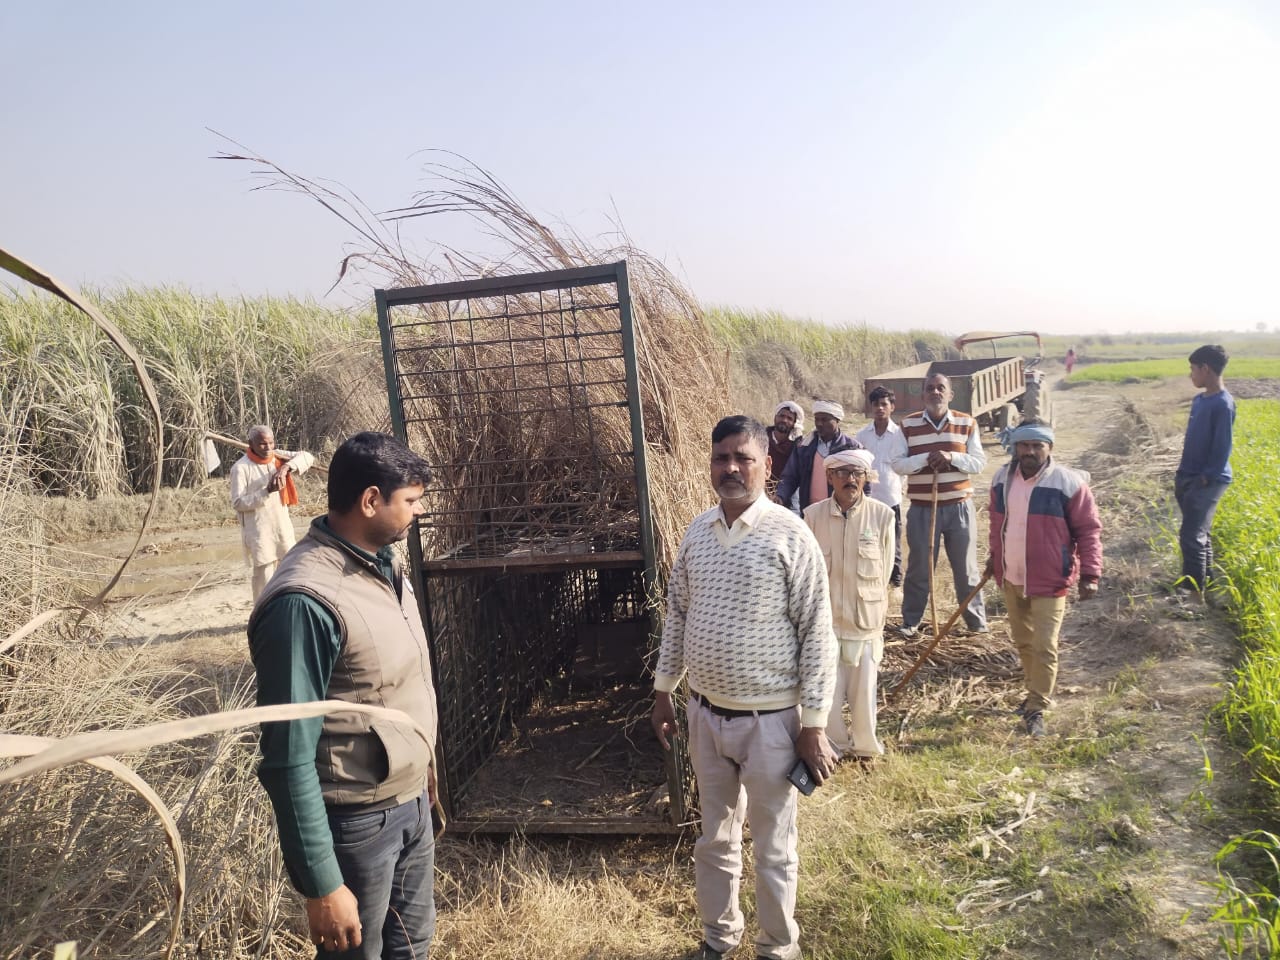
left=1197, top=399, right=1280, bottom=955
left=1213, top=399, right=1280, bottom=800
left=1066, top=357, right=1280, bottom=384
left=1042, top=332, right=1280, bottom=363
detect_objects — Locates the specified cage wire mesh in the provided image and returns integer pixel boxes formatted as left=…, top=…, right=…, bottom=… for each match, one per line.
left=377, top=263, right=692, bottom=832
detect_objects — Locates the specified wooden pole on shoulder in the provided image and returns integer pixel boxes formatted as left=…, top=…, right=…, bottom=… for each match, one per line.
left=204, top=431, right=328, bottom=476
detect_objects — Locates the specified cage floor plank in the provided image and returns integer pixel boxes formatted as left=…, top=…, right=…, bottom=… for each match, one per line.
left=452, top=681, right=672, bottom=832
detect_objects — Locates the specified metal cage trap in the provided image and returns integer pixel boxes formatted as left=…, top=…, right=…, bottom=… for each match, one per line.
left=377, top=262, right=694, bottom=834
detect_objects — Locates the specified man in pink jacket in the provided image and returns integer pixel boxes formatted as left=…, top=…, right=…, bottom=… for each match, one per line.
left=986, top=419, right=1102, bottom=738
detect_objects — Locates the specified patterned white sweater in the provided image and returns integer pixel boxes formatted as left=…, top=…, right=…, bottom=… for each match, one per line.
left=654, top=495, right=837, bottom=726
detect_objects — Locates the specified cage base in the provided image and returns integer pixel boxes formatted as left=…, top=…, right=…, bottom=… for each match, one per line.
left=447, top=679, right=674, bottom=834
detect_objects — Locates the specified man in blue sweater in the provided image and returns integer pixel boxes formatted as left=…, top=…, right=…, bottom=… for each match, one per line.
left=1175, top=344, right=1235, bottom=596
left=774, top=400, right=863, bottom=514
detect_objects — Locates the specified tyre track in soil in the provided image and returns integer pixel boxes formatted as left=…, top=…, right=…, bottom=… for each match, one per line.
left=1011, top=377, right=1249, bottom=957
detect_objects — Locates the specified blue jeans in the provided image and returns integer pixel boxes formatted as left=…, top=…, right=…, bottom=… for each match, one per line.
left=1174, top=474, right=1229, bottom=591
left=319, top=791, right=436, bottom=960
left=902, top=498, right=986, bottom=631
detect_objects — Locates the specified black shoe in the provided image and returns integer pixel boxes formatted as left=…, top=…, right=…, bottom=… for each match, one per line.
left=1025, top=711, right=1047, bottom=738
left=1012, top=698, right=1028, bottom=717
left=696, top=943, right=727, bottom=960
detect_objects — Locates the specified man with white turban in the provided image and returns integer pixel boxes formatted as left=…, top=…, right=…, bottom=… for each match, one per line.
left=766, top=401, right=804, bottom=502
left=776, top=400, right=864, bottom=515
left=803, top=449, right=895, bottom=761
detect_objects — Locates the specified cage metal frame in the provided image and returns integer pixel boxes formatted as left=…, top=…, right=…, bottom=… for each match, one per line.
left=375, top=262, right=692, bottom=833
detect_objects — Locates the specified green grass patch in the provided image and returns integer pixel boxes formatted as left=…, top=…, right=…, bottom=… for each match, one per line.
left=1043, top=332, right=1280, bottom=363
left=1066, top=358, right=1280, bottom=384
left=1211, top=400, right=1280, bottom=797
left=792, top=680, right=1165, bottom=959
left=1177, top=398, right=1280, bottom=955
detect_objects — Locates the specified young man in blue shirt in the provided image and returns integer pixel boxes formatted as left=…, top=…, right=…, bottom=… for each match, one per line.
left=1174, top=344, right=1235, bottom=596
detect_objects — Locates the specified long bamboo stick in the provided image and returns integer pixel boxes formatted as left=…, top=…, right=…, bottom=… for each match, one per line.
left=928, top=471, right=939, bottom=639
left=204, top=431, right=329, bottom=477
left=887, top=571, right=992, bottom=704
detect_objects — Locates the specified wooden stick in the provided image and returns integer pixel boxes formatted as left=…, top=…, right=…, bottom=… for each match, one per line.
left=204, top=431, right=328, bottom=476
left=928, top=471, right=939, bottom=640
left=887, top=571, right=992, bottom=703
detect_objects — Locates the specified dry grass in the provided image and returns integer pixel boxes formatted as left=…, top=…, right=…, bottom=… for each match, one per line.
left=0, top=150, right=734, bottom=957
left=0, top=285, right=381, bottom=497
left=709, top=306, right=954, bottom=416
left=218, top=141, right=728, bottom=572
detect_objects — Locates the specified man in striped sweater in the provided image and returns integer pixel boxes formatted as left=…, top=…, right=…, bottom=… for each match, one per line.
left=652, top=415, right=837, bottom=960
left=890, top=372, right=989, bottom=636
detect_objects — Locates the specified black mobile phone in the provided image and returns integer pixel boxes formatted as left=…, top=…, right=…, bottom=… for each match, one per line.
left=786, top=757, right=817, bottom=795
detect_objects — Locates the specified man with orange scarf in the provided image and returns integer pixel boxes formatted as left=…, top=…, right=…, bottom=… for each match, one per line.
left=231, top=424, right=316, bottom=600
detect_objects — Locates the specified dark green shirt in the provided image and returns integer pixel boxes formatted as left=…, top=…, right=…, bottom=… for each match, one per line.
left=249, top=518, right=398, bottom=898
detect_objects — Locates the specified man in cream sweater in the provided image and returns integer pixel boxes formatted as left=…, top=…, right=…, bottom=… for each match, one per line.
left=652, top=415, right=837, bottom=960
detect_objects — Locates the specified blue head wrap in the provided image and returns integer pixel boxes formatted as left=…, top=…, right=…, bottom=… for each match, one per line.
left=1007, top=423, right=1055, bottom=445
left=997, top=421, right=1055, bottom=451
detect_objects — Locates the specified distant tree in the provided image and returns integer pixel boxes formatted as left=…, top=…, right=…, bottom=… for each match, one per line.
left=1258, top=321, right=1267, bottom=333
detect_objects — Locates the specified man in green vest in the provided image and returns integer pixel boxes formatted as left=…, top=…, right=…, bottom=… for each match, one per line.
left=248, top=431, right=438, bottom=959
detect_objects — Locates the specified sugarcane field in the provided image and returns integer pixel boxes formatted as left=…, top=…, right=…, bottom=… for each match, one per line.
left=6, top=8, right=1280, bottom=960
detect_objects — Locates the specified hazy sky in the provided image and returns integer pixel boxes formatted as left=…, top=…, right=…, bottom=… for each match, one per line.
left=4, top=1, right=1278, bottom=335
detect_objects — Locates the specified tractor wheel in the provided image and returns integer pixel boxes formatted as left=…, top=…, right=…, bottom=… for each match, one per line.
left=1022, top=379, right=1051, bottom=423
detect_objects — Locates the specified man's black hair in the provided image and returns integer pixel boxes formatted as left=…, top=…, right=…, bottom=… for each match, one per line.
left=711, top=415, right=769, bottom=452
left=1188, top=344, right=1229, bottom=375
left=328, top=431, right=433, bottom=513
left=867, top=386, right=896, bottom=405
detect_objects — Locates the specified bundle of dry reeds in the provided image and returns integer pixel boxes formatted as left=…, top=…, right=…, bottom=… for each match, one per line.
left=217, top=143, right=729, bottom=573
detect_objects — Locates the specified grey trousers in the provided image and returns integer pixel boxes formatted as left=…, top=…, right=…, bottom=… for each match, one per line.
left=902, top=498, right=987, bottom=631
left=687, top=698, right=802, bottom=960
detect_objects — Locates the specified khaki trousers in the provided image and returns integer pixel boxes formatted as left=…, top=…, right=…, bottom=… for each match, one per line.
left=250, top=561, right=279, bottom=602
left=687, top=698, right=802, bottom=960
left=1003, top=581, right=1067, bottom=712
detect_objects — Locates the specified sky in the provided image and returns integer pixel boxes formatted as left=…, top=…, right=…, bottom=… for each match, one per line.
left=3, top=1, right=1279, bottom=336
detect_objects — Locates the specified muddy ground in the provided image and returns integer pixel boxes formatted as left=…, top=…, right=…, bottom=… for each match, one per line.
left=69, top=372, right=1259, bottom=957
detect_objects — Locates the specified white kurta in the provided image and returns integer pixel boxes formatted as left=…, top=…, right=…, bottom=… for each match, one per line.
left=229, top=450, right=315, bottom=568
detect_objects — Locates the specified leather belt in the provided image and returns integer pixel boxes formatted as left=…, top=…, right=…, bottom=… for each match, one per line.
left=692, top=691, right=791, bottom=719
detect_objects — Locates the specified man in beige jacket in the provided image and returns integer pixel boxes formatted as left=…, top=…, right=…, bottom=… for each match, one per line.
left=230, top=425, right=315, bottom=600
left=803, top=448, right=895, bottom=761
